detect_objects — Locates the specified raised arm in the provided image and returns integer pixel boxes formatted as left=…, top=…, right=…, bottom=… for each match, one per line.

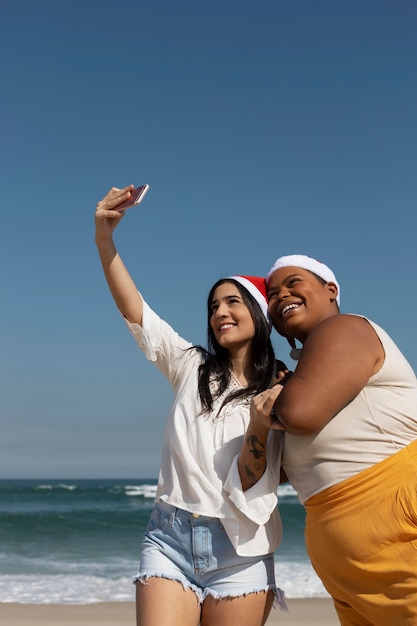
left=94, top=185, right=144, bottom=325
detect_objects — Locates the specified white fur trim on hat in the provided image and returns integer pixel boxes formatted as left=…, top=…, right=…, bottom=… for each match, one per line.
left=266, top=254, right=340, bottom=306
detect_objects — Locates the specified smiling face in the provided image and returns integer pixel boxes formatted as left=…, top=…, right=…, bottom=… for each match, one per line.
left=267, top=266, right=339, bottom=342
left=209, top=282, right=256, bottom=355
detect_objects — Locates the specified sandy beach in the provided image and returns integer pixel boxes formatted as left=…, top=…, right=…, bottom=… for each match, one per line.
left=0, top=599, right=339, bottom=625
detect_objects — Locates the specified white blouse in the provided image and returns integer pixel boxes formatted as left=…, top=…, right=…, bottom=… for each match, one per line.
left=124, top=300, right=283, bottom=556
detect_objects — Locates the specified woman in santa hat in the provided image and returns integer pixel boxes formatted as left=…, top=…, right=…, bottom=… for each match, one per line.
left=245, top=254, right=417, bottom=626
left=94, top=185, right=288, bottom=626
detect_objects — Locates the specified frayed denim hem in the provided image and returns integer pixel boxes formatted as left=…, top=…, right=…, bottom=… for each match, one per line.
left=134, top=575, right=287, bottom=612
left=202, top=585, right=287, bottom=612
left=134, top=573, right=205, bottom=604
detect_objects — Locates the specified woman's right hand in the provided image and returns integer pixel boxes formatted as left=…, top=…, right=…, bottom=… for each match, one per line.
left=94, top=185, right=135, bottom=242
left=94, top=184, right=144, bottom=325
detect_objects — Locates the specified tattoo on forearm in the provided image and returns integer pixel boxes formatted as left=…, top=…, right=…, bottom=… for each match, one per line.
left=247, top=434, right=265, bottom=459
left=245, top=465, right=257, bottom=483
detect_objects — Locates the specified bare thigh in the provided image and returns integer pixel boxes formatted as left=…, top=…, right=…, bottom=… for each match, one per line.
left=201, top=590, right=275, bottom=626
left=136, top=577, right=201, bottom=626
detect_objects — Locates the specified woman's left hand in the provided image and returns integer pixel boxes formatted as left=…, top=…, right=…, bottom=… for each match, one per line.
left=250, top=385, right=286, bottom=431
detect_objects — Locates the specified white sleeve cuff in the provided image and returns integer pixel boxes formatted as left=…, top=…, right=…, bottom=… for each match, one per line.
left=224, top=455, right=278, bottom=525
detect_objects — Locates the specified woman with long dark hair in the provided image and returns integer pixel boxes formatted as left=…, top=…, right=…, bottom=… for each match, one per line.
left=94, top=184, right=288, bottom=626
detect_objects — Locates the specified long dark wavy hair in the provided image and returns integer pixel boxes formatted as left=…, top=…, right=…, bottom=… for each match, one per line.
left=195, top=278, right=284, bottom=413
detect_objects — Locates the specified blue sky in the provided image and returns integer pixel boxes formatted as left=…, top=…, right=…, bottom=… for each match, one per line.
left=2, top=0, right=416, bottom=478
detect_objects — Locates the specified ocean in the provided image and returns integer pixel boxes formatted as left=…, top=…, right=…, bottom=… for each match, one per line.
left=0, top=479, right=328, bottom=604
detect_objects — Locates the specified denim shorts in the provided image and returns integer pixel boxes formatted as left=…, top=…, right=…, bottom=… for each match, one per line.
left=134, top=500, right=286, bottom=608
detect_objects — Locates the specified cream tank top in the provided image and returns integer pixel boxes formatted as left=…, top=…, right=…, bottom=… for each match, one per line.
left=282, top=317, right=417, bottom=504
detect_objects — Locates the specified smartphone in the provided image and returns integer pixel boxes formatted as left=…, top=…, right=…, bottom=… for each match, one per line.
left=113, top=184, right=150, bottom=210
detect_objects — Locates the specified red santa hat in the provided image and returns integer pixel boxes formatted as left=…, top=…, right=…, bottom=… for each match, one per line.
left=228, top=275, right=270, bottom=323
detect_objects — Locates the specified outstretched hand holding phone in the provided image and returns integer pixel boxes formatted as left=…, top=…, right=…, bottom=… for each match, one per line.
left=95, top=183, right=150, bottom=237
left=111, top=184, right=149, bottom=210
left=94, top=184, right=149, bottom=325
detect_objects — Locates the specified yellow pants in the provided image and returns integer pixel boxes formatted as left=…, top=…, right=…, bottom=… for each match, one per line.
left=304, top=439, right=417, bottom=626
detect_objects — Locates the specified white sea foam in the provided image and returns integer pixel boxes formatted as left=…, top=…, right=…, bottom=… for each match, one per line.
left=35, top=484, right=77, bottom=491
left=277, top=484, right=297, bottom=498
left=124, top=484, right=157, bottom=498
left=0, top=574, right=136, bottom=604
left=0, top=561, right=328, bottom=604
left=275, top=562, right=329, bottom=598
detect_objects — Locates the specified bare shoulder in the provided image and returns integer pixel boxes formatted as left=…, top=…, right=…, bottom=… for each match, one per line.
left=318, top=313, right=376, bottom=336
left=312, top=314, right=384, bottom=373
